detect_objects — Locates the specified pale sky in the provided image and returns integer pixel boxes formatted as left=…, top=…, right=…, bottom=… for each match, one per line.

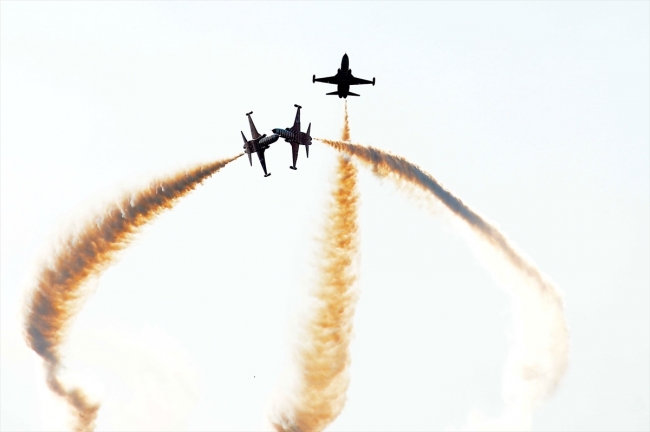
left=1, top=2, right=648, bottom=431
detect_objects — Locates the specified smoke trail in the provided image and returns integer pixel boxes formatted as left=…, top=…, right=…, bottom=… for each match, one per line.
left=23, top=154, right=241, bottom=431
left=318, top=138, right=569, bottom=428
left=272, top=108, right=359, bottom=432
left=341, top=101, right=350, bottom=142
left=273, top=155, right=359, bottom=432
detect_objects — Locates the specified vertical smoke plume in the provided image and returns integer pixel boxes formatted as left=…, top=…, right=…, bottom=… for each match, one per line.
left=318, top=138, right=569, bottom=428
left=273, top=113, right=359, bottom=432
left=341, top=101, right=350, bottom=142
left=23, top=155, right=241, bottom=431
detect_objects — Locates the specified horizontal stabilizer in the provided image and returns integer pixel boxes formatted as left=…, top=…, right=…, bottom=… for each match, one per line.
left=326, top=91, right=340, bottom=96
left=348, top=92, right=360, bottom=97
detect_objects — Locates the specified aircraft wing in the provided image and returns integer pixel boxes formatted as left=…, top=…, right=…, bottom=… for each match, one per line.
left=314, top=75, right=340, bottom=84
left=350, top=75, right=375, bottom=85
left=246, top=112, right=262, bottom=140
left=291, top=105, right=301, bottom=133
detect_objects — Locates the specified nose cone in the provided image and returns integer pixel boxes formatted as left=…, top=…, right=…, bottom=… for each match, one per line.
left=258, top=134, right=279, bottom=147
left=341, top=53, right=349, bottom=70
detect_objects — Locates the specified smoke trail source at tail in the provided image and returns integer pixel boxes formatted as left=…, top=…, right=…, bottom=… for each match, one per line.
left=319, top=138, right=569, bottom=428
left=342, top=101, right=350, bottom=142
left=23, top=154, right=241, bottom=431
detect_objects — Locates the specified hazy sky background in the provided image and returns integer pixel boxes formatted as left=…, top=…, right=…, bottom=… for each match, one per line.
left=1, top=2, right=648, bottom=431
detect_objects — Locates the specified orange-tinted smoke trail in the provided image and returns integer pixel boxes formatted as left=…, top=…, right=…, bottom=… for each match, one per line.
left=272, top=110, right=359, bottom=432
left=341, top=101, right=350, bottom=142
left=23, top=154, right=241, bottom=431
left=318, top=138, right=569, bottom=428
left=318, top=139, right=557, bottom=297
left=273, top=155, right=359, bottom=432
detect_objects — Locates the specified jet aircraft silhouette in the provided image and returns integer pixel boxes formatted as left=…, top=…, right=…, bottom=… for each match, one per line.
left=272, top=104, right=312, bottom=170
left=313, top=53, right=375, bottom=98
left=241, top=112, right=279, bottom=177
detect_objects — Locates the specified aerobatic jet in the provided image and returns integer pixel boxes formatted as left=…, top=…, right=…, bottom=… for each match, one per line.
left=272, top=104, right=312, bottom=170
left=313, top=53, right=375, bottom=98
left=241, top=111, right=279, bottom=177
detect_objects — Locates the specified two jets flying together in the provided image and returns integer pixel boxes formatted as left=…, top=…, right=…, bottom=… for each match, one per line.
left=242, top=105, right=312, bottom=177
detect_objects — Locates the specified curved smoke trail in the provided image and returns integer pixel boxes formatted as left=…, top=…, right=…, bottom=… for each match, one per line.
left=23, top=154, right=241, bottom=431
left=272, top=110, right=359, bottom=432
left=318, top=138, right=569, bottom=429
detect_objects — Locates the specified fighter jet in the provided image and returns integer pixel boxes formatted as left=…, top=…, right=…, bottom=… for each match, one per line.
left=313, top=53, right=375, bottom=98
left=272, top=104, right=312, bottom=170
left=241, top=111, right=279, bottom=177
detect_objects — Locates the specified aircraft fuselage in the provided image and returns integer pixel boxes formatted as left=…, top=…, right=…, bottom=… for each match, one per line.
left=273, top=129, right=311, bottom=146
left=333, top=55, right=353, bottom=97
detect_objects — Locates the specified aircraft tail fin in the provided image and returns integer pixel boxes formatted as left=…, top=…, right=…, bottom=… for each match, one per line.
left=242, top=131, right=252, bottom=166
left=305, top=123, right=311, bottom=158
